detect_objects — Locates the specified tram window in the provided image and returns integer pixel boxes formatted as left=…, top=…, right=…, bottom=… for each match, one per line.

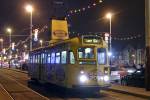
left=56, top=52, right=60, bottom=64
left=30, top=56, right=32, bottom=63
left=78, top=48, right=94, bottom=59
left=35, top=55, right=37, bottom=63
left=97, top=48, right=106, bottom=65
left=44, top=53, right=47, bottom=64
left=37, top=55, right=40, bottom=63
left=47, top=54, right=51, bottom=64
left=61, top=51, right=67, bottom=64
left=70, top=52, right=75, bottom=64
left=51, top=53, right=55, bottom=64
left=32, top=55, right=35, bottom=63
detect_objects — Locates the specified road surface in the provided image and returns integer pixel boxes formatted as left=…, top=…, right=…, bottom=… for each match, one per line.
left=0, top=68, right=147, bottom=100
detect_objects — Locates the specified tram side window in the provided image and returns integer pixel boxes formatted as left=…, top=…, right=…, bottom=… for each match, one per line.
left=97, top=48, right=106, bottom=65
left=69, top=51, right=75, bottom=64
left=44, top=53, right=47, bottom=64
left=61, top=51, right=67, bottom=64
left=32, top=55, right=35, bottom=63
left=51, top=53, right=55, bottom=64
left=36, top=55, right=38, bottom=63
left=47, top=54, right=51, bottom=64
left=56, top=52, right=60, bottom=64
left=30, top=57, right=32, bottom=63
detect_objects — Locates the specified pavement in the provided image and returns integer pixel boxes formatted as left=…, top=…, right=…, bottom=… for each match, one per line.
left=108, top=84, right=150, bottom=99
left=0, top=68, right=49, bottom=100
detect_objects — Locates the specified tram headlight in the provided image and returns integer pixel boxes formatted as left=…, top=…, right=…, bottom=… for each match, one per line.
left=104, top=75, right=109, bottom=82
left=79, top=74, right=88, bottom=83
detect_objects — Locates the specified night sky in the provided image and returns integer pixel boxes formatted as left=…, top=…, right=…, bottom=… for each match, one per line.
left=0, top=0, right=145, bottom=50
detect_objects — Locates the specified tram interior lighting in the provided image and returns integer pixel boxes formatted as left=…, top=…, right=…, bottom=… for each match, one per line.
left=85, top=48, right=91, bottom=53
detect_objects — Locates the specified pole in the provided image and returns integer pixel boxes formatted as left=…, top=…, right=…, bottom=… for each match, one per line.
left=9, top=32, right=11, bottom=68
left=30, top=11, right=32, bottom=51
left=109, top=17, right=112, bottom=65
left=1, top=41, right=3, bottom=68
left=145, top=0, right=150, bottom=91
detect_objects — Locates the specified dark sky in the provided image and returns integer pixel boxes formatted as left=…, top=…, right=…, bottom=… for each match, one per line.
left=0, top=0, right=145, bottom=49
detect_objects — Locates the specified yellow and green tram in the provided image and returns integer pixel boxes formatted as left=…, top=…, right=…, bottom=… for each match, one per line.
left=28, top=35, right=110, bottom=92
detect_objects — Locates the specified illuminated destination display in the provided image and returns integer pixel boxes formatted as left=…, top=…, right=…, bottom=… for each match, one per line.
left=83, top=36, right=102, bottom=44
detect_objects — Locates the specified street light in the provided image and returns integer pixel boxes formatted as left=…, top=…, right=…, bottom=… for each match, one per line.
left=40, top=40, right=43, bottom=47
left=0, top=38, right=3, bottom=68
left=106, top=12, right=112, bottom=65
left=0, top=38, right=3, bottom=50
left=7, top=28, right=12, bottom=68
left=25, top=4, right=33, bottom=51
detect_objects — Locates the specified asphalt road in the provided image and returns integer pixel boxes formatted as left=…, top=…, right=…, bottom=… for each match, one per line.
left=0, top=68, right=147, bottom=100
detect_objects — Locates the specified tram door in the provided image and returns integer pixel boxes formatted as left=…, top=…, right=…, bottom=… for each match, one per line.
left=97, top=48, right=107, bottom=74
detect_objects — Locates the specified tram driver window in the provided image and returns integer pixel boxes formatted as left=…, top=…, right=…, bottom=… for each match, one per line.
left=78, top=48, right=94, bottom=59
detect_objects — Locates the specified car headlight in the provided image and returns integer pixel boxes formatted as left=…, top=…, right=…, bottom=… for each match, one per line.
left=79, top=75, right=88, bottom=83
left=127, top=70, right=134, bottom=73
left=104, top=75, right=109, bottom=82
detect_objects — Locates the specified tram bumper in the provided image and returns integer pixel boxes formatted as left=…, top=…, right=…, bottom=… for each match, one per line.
left=72, top=84, right=111, bottom=91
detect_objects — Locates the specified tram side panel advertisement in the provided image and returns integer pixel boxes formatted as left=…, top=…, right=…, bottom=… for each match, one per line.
left=51, top=19, right=69, bottom=40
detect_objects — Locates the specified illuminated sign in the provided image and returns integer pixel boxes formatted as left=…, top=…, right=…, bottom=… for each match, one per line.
left=51, top=19, right=69, bottom=40
left=83, top=36, right=102, bottom=44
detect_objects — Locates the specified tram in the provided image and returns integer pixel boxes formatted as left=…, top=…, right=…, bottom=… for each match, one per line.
left=28, top=35, right=110, bottom=92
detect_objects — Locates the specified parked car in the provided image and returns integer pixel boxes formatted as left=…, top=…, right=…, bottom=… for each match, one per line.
left=110, top=67, right=127, bottom=83
left=121, top=68, right=145, bottom=88
left=124, top=66, right=136, bottom=75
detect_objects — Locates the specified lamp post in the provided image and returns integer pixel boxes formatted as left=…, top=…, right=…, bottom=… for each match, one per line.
left=0, top=38, right=3, bottom=68
left=106, top=13, right=112, bottom=65
left=0, top=38, right=3, bottom=51
left=25, top=4, right=33, bottom=51
left=40, top=40, right=43, bottom=47
left=7, top=28, right=12, bottom=68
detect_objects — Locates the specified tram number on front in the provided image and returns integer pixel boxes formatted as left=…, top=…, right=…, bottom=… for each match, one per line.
left=89, top=73, right=97, bottom=80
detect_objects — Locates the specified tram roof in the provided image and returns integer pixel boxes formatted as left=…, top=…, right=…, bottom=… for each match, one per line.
left=31, top=35, right=106, bottom=52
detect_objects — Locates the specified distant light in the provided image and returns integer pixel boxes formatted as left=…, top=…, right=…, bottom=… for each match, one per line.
left=132, top=54, right=135, bottom=57
left=7, top=28, right=12, bottom=33
left=4, top=56, right=6, bottom=60
left=40, top=40, right=43, bottom=43
left=137, top=70, right=141, bottom=73
left=9, top=55, right=12, bottom=59
left=24, top=44, right=27, bottom=49
left=3, top=48, right=6, bottom=54
left=0, top=38, right=3, bottom=42
left=108, top=52, right=112, bottom=56
left=15, top=54, right=18, bottom=58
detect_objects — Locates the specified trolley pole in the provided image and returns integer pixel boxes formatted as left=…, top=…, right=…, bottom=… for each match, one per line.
left=145, top=0, right=150, bottom=91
